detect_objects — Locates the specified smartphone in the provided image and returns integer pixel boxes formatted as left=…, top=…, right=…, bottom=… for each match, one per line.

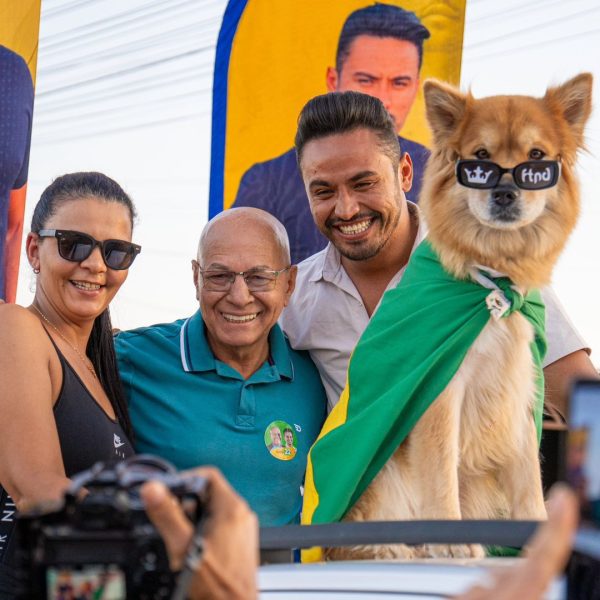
left=565, top=380, right=600, bottom=599
left=46, top=565, right=125, bottom=600
left=567, top=378, right=600, bottom=530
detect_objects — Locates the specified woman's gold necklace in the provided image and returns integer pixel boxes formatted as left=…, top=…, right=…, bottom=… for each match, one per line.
left=31, top=304, right=98, bottom=380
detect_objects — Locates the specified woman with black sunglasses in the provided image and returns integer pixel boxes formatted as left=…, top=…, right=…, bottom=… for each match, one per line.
left=0, top=172, right=141, bottom=596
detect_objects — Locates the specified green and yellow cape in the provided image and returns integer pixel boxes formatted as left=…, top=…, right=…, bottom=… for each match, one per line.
left=302, top=240, right=546, bottom=561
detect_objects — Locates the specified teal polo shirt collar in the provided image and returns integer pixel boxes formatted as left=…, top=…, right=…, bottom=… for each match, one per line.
left=179, top=310, right=294, bottom=381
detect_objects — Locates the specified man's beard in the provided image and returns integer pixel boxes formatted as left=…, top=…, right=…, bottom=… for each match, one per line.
left=326, top=202, right=402, bottom=262
left=337, top=226, right=394, bottom=261
left=337, top=219, right=389, bottom=261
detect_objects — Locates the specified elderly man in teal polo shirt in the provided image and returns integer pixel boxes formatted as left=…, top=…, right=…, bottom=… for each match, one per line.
left=116, top=208, right=326, bottom=526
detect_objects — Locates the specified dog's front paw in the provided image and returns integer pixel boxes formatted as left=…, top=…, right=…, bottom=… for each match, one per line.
left=460, top=544, right=486, bottom=559
left=513, top=502, right=547, bottom=521
left=325, top=543, right=416, bottom=561
left=415, top=543, right=485, bottom=559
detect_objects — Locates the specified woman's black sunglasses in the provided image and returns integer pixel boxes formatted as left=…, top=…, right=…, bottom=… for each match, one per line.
left=37, top=229, right=141, bottom=270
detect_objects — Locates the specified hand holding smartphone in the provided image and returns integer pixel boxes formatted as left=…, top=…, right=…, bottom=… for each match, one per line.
left=567, top=379, right=600, bottom=530
left=565, top=379, right=600, bottom=600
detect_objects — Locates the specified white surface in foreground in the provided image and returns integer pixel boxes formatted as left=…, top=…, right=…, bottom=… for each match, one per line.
left=258, top=560, right=564, bottom=599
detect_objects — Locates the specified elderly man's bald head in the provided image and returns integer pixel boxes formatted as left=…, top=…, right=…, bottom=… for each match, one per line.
left=192, top=208, right=297, bottom=378
left=197, top=208, right=291, bottom=266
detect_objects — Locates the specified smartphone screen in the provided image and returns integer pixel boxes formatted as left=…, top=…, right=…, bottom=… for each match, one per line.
left=567, top=379, right=600, bottom=529
left=46, top=565, right=126, bottom=600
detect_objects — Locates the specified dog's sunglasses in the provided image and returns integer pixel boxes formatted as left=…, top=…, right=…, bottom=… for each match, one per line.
left=456, top=159, right=561, bottom=191
left=37, top=229, right=141, bottom=270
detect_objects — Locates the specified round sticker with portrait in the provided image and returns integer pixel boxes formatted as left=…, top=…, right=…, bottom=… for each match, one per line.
left=264, top=420, right=297, bottom=461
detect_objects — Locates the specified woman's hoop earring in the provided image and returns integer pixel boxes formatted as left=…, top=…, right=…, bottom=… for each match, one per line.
left=33, top=268, right=40, bottom=274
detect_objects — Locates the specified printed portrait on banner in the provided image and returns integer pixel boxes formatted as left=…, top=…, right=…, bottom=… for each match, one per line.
left=210, top=0, right=466, bottom=264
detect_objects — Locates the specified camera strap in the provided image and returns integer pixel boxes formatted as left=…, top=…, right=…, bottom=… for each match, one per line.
left=170, top=525, right=205, bottom=600
left=0, top=488, right=17, bottom=564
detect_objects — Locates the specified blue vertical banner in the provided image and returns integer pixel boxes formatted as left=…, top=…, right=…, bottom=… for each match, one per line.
left=0, top=0, right=41, bottom=302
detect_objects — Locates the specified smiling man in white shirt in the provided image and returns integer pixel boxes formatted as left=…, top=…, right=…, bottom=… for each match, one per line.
left=280, top=91, right=598, bottom=415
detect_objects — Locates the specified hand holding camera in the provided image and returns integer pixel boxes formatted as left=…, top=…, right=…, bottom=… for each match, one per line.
left=17, top=456, right=257, bottom=600
left=142, top=466, right=258, bottom=600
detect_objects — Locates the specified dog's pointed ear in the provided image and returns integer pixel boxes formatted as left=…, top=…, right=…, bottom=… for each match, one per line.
left=424, top=79, right=467, bottom=145
left=545, top=73, right=593, bottom=138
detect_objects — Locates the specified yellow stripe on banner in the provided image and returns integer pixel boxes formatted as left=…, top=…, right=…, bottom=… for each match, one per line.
left=301, top=380, right=352, bottom=562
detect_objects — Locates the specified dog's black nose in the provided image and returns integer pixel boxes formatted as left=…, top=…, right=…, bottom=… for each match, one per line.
left=491, top=185, right=520, bottom=206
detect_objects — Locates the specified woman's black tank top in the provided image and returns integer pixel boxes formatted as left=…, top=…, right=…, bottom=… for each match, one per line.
left=0, top=331, right=134, bottom=595
left=50, top=335, right=134, bottom=474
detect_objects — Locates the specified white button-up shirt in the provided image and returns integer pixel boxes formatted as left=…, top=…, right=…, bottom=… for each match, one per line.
left=281, top=205, right=588, bottom=412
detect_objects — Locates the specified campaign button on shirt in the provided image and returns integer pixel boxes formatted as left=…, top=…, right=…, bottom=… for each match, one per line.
left=265, top=420, right=297, bottom=461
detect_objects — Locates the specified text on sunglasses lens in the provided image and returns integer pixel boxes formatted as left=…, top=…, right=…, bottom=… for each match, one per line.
left=456, top=160, right=560, bottom=191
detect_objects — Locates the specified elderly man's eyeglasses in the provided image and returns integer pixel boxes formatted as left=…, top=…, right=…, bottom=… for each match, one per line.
left=456, top=159, right=561, bottom=191
left=199, top=267, right=291, bottom=292
left=38, top=229, right=141, bottom=270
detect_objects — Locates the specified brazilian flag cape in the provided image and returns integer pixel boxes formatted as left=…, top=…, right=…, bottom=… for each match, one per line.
left=301, top=240, right=546, bottom=559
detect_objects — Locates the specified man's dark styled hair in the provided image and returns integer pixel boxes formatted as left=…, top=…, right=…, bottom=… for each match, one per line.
left=336, top=3, right=431, bottom=73
left=295, top=91, right=401, bottom=166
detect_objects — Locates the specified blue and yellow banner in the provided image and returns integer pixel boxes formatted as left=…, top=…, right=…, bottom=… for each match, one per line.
left=0, top=0, right=41, bottom=302
left=210, top=0, right=466, bottom=262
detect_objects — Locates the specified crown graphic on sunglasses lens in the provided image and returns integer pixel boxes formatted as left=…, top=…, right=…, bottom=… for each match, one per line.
left=456, top=159, right=561, bottom=191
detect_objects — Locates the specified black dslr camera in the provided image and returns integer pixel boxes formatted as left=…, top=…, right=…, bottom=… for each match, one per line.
left=16, top=455, right=207, bottom=599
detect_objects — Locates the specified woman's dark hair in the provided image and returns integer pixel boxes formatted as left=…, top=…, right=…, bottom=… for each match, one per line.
left=31, top=172, right=136, bottom=439
left=31, top=171, right=137, bottom=232
left=87, top=309, right=133, bottom=440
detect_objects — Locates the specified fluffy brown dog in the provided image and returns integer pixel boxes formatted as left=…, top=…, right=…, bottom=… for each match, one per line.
left=329, top=73, right=593, bottom=561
